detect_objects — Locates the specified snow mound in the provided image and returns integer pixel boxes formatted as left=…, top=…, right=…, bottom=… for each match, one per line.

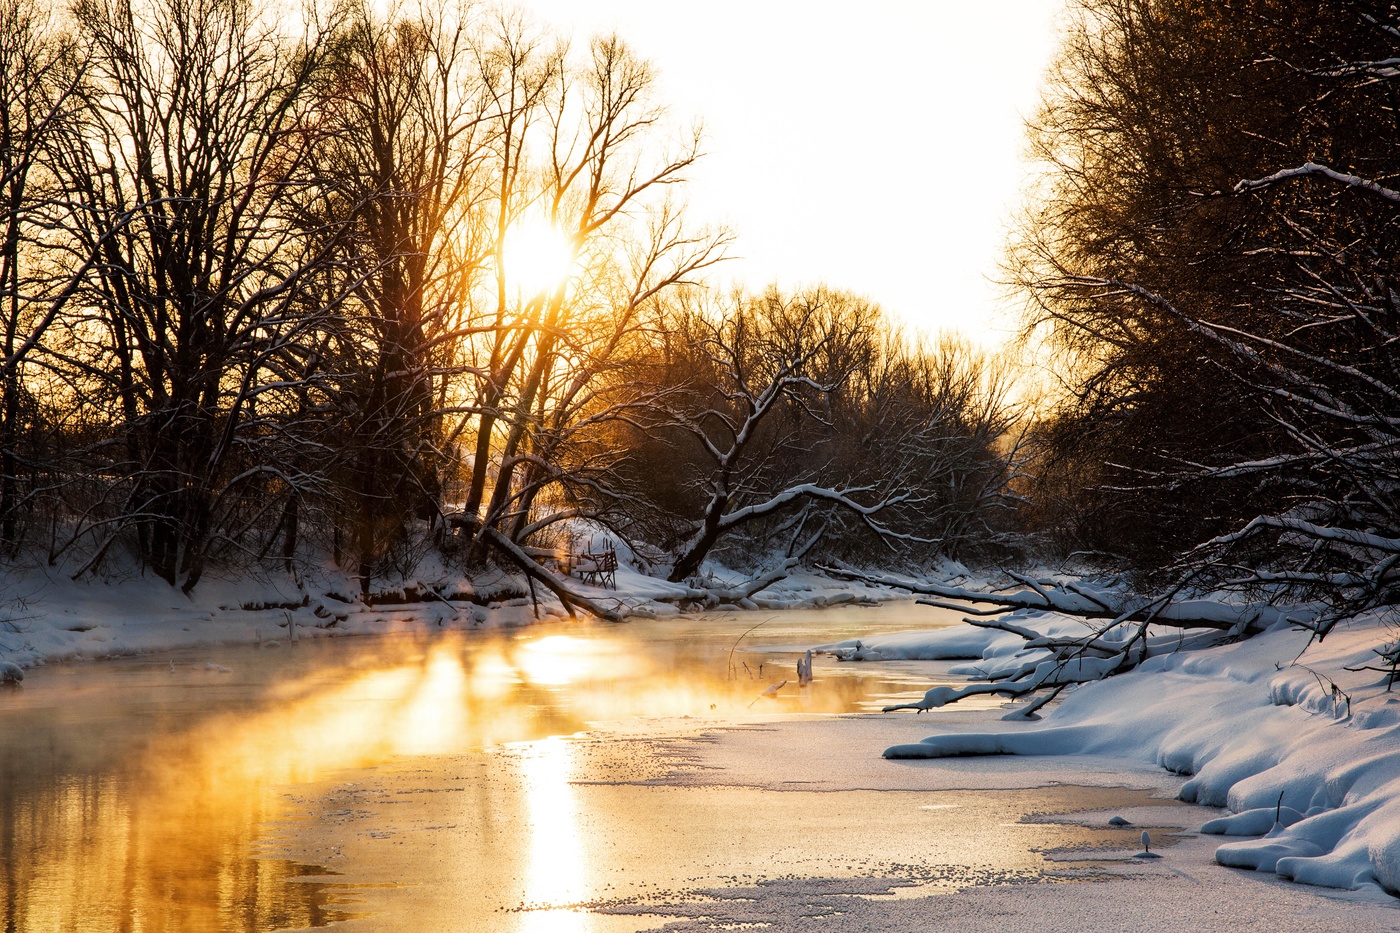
left=878, top=612, right=1400, bottom=897
left=1201, top=806, right=1312, bottom=835
left=817, top=626, right=1004, bottom=661
left=818, top=612, right=1090, bottom=663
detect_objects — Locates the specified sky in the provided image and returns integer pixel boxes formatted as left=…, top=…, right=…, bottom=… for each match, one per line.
left=517, top=1, right=1066, bottom=347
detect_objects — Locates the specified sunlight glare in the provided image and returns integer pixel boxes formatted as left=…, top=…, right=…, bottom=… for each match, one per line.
left=519, top=736, right=587, bottom=931
left=394, top=643, right=470, bottom=756
left=500, top=218, right=576, bottom=299
left=517, top=635, right=599, bottom=686
left=470, top=647, right=518, bottom=701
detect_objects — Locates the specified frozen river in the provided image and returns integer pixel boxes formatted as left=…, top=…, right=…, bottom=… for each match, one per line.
left=2, top=602, right=1396, bottom=932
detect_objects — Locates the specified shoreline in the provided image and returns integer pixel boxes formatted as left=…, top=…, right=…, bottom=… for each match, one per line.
left=0, top=562, right=905, bottom=673
left=7, top=564, right=1400, bottom=912
left=266, top=709, right=1400, bottom=933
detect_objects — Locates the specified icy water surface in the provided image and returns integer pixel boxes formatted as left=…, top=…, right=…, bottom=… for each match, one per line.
left=0, top=602, right=1180, bottom=932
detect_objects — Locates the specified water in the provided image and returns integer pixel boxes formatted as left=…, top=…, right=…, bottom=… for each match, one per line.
left=0, top=602, right=1178, bottom=932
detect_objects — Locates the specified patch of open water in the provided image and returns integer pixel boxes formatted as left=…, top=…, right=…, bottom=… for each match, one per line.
left=0, top=603, right=1194, bottom=932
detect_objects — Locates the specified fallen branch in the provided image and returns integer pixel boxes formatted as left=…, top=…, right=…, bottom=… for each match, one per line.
left=917, top=598, right=1015, bottom=616
left=654, top=541, right=816, bottom=610
left=815, top=564, right=1292, bottom=717
left=481, top=527, right=625, bottom=622
left=818, top=564, right=1283, bottom=632
left=880, top=622, right=1222, bottom=717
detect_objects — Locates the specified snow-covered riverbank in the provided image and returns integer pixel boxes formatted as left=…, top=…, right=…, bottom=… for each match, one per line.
left=6, top=559, right=1399, bottom=907
left=0, top=561, right=899, bottom=672
left=829, top=609, right=1400, bottom=898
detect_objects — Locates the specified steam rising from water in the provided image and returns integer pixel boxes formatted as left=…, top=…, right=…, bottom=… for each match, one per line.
left=0, top=608, right=993, bottom=930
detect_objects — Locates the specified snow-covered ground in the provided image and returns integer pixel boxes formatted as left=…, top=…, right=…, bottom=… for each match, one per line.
left=5, top=557, right=1400, bottom=905
left=824, top=608, right=1400, bottom=898
left=0, top=560, right=898, bottom=673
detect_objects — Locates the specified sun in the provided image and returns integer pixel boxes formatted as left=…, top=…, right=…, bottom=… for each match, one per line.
left=500, top=216, right=576, bottom=299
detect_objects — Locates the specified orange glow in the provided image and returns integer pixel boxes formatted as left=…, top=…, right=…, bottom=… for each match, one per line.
left=500, top=217, right=576, bottom=299
left=395, top=642, right=471, bottom=756
left=518, top=736, right=588, bottom=931
left=516, top=634, right=601, bottom=685
left=2, top=624, right=975, bottom=930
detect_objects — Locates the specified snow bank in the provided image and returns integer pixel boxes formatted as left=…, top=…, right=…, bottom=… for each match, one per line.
left=816, top=626, right=1015, bottom=661
left=0, top=565, right=550, bottom=670
left=815, top=610, right=1101, bottom=664
left=0, top=560, right=907, bottom=673
left=871, top=611, right=1400, bottom=897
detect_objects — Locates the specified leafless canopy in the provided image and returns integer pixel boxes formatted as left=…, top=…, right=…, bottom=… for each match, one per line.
left=0, top=0, right=1023, bottom=602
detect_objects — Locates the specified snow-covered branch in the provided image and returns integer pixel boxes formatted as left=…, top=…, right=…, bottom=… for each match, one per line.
left=818, top=565, right=1283, bottom=631
left=479, top=526, right=625, bottom=622
left=816, top=565, right=1303, bottom=716
left=1233, top=162, right=1400, bottom=204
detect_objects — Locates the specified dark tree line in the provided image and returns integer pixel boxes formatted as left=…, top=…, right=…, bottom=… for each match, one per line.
left=0, top=0, right=1021, bottom=597
left=1014, top=0, right=1400, bottom=630
left=610, top=287, right=1022, bottom=582
left=821, top=0, right=1400, bottom=716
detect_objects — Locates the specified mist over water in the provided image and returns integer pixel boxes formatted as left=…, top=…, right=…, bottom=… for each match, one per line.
left=0, top=605, right=1141, bottom=932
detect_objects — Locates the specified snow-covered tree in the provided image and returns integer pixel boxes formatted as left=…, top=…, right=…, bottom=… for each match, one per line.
left=1013, top=0, right=1400, bottom=623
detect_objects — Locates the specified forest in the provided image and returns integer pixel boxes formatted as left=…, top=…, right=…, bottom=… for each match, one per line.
left=0, top=0, right=1021, bottom=601
left=0, top=0, right=1395, bottom=649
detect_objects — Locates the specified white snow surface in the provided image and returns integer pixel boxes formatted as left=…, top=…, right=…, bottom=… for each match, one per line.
left=0, top=561, right=902, bottom=671
left=850, top=610, right=1400, bottom=897
left=8, top=555, right=1400, bottom=903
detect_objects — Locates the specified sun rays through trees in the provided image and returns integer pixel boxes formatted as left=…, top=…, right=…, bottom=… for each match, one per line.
left=0, top=0, right=1021, bottom=595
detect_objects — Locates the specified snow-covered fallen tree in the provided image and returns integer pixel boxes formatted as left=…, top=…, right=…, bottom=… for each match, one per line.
left=483, top=527, right=828, bottom=621
left=819, top=564, right=1304, bottom=718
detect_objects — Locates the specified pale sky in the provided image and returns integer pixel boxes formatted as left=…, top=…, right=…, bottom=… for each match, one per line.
left=518, top=1, right=1065, bottom=346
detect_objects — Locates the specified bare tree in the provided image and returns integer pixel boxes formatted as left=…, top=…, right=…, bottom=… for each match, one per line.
left=640, top=288, right=929, bottom=583
left=496, top=203, right=728, bottom=547
left=1006, top=0, right=1383, bottom=569
left=864, top=0, right=1400, bottom=714
left=49, top=0, right=338, bottom=590
left=452, top=13, right=566, bottom=536
left=823, top=333, right=1027, bottom=565
left=456, top=35, right=727, bottom=558
left=1011, top=0, right=1400, bottom=586
left=1070, top=276, right=1400, bottom=637
left=302, top=2, right=499, bottom=593
left=0, top=0, right=87, bottom=551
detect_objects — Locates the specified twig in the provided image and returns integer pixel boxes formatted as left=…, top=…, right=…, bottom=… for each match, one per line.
left=728, top=616, right=773, bottom=680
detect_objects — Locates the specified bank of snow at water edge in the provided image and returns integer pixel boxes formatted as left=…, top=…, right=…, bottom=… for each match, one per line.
left=0, top=554, right=901, bottom=672
left=825, top=610, right=1400, bottom=897
left=0, top=564, right=539, bottom=672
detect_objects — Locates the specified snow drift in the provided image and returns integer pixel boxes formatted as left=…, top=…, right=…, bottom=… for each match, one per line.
left=862, top=611, right=1400, bottom=898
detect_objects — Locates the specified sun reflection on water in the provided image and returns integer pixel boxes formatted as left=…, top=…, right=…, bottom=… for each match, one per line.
left=395, top=643, right=470, bottom=756
left=517, top=634, right=601, bottom=686
left=518, top=735, right=587, bottom=932
left=0, top=618, right=959, bottom=931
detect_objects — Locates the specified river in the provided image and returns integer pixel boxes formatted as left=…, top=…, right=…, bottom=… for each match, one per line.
left=2, top=602, right=1394, bottom=932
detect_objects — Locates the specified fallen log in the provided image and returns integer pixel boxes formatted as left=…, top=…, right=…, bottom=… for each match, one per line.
left=816, top=564, right=1297, bottom=633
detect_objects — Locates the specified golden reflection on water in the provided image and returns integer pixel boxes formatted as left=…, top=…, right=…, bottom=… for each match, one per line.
left=0, top=616, right=968, bottom=931
left=2, top=647, right=480, bottom=932
left=518, top=635, right=600, bottom=686
left=398, top=645, right=471, bottom=756
left=519, top=736, right=587, bottom=932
